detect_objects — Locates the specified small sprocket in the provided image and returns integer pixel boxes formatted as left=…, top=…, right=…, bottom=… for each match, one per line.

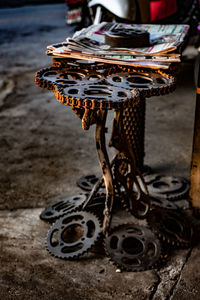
left=40, top=193, right=87, bottom=222
left=147, top=207, right=200, bottom=247
left=105, top=223, right=161, bottom=271
left=76, top=174, right=100, bottom=191
left=46, top=211, right=102, bottom=259
left=144, top=174, right=189, bottom=201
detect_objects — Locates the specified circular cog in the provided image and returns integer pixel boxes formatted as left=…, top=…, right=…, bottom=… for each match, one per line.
left=46, top=211, right=102, bottom=259
left=76, top=174, right=100, bottom=191
left=144, top=174, right=189, bottom=201
left=40, top=193, right=87, bottom=222
left=58, top=83, right=139, bottom=110
left=106, top=70, right=175, bottom=98
left=105, top=223, right=161, bottom=272
left=147, top=207, right=199, bottom=247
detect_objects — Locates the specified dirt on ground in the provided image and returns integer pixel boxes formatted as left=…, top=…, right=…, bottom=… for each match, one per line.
left=1, top=5, right=200, bottom=299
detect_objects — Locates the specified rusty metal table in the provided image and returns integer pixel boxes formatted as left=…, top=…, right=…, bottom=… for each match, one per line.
left=35, top=58, right=198, bottom=271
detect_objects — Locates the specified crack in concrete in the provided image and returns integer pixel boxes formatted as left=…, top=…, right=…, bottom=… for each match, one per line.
left=167, top=248, right=193, bottom=300
left=149, top=271, right=161, bottom=300
left=148, top=249, right=193, bottom=300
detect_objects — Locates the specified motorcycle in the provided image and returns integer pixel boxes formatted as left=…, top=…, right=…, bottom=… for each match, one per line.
left=88, top=0, right=200, bottom=34
left=65, top=0, right=200, bottom=31
left=65, top=0, right=200, bottom=83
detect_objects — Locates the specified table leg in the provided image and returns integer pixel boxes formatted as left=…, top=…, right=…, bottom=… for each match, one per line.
left=111, top=109, right=150, bottom=218
left=190, top=63, right=200, bottom=210
left=95, top=110, right=114, bottom=235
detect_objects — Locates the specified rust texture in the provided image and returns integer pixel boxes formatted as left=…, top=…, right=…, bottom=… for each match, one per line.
left=35, top=59, right=200, bottom=271
left=35, top=60, right=176, bottom=233
left=35, top=59, right=182, bottom=270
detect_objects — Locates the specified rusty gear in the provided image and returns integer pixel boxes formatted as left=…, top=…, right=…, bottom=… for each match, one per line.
left=40, top=193, right=87, bottom=222
left=35, top=64, right=175, bottom=170
left=46, top=211, right=102, bottom=259
left=106, top=69, right=176, bottom=98
left=105, top=223, right=161, bottom=272
left=56, top=83, right=139, bottom=110
left=144, top=174, right=189, bottom=201
left=35, top=64, right=175, bottom=111
left=50, top=59, right=176, bottom=98
left=147, top=207, right=199, bottom=247
left=35, top=66, right=110, bottom=92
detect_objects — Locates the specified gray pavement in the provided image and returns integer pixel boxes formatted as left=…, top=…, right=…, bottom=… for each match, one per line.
left=0, top=4, right=200, bottom=300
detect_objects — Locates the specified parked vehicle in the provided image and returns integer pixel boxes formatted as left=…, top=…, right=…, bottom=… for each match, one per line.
left=65, top=0, right=91, bottom=28
left=88, top=0, right=200, bottom=33
left=66, top=0, right=200, bottom=82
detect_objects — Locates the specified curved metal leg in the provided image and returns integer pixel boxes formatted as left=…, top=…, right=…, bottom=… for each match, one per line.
left=96, top=110, right=114, bottom=235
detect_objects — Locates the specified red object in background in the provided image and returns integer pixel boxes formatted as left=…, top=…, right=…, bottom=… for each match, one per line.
left=150, top=0, right=178, bottom=22
left=65, top=0, right=85, bottom=5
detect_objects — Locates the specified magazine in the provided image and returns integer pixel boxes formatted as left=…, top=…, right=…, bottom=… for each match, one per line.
left=47, top=22, right=189, bottom=69
left=71, top=22, right=189, bottom=54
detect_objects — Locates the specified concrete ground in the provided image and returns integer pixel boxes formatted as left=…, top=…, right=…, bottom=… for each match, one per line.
left=0, top=3, right=200, bottom=300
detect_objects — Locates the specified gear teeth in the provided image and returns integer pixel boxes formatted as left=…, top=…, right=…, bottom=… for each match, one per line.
left=45, top=211, right=102, bottom=260
left=147, top=207, right=199, bottom=248
left=85, top=194, right=105, bottom=218
left=104, top=223, right=162, bottom=272
left=76, top=173, right=101, bottom=192
left=145, top=174, right=189, bottom=202
left=40, top=193, right=88, bottom=222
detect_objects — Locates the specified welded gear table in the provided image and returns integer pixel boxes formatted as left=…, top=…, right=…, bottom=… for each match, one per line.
left=35, top=58, right=198, bottom=272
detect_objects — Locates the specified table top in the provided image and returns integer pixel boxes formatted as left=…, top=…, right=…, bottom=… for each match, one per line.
left=35, top=59, right=176, bottom=111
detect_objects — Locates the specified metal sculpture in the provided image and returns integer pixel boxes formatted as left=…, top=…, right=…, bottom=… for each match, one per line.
left=35, top=60, right=199, bottom=271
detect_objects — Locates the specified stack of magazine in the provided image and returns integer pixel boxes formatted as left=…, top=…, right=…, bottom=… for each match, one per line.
left=47, top=22, right=189, bottom=70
